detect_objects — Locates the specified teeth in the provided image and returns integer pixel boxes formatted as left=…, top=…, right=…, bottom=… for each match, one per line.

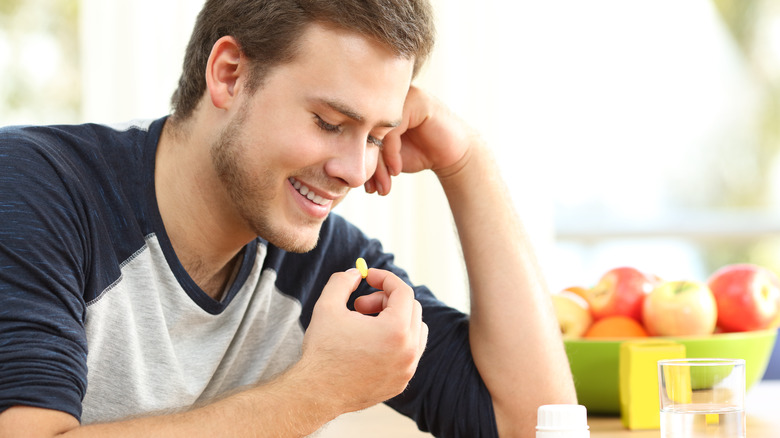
left=289, top=178, right=328, bottom=206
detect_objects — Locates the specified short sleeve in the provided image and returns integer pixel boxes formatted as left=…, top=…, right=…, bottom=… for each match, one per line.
left=379, top=271, right=498, bottom=437
left=0, top=128, right=90, bottom=421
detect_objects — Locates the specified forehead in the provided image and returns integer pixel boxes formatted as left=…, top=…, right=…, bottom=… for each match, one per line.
left=261, top=23, right=415, bottom=121
left=295, top=22, right=407, bottom=64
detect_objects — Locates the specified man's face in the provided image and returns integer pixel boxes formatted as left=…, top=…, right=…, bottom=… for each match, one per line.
left=211, top=24, right=414, bottom=253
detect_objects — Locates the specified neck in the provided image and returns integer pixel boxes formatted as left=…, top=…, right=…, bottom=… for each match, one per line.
left=155, top=117, right=253, bottom=299
left=193, top=247, right=246, bottom=301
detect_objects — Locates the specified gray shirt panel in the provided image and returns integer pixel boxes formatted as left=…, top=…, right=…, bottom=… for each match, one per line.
left=82, top=235, right=304, bottom=424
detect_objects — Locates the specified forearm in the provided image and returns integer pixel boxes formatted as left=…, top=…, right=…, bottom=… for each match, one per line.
left=3, top=362, right=341, bottom=438
left=437, top=142, right=577, bottom=437
left=77, top=371, right=334, bottom=437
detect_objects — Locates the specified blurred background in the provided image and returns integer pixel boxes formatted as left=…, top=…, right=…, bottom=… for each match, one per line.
left=3, top=0, right=780, bottom=312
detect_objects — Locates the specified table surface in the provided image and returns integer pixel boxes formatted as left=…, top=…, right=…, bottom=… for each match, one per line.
left=317, top=380, right=780, bottom=437
left=589, top=380, right=780, bottom=437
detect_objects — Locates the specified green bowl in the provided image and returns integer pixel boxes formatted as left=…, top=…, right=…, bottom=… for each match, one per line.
left=564, top=328, right=778, bottom=415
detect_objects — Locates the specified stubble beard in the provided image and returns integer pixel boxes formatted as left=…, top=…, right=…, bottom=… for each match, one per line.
left=210, top=109, right=321, bottom=253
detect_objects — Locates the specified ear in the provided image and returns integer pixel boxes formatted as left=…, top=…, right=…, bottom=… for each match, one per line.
left=205, top=36, right=245, bottom=110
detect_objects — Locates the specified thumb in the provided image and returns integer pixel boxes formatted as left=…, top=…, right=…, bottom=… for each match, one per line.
left=318, top=269, right=363, bottom=311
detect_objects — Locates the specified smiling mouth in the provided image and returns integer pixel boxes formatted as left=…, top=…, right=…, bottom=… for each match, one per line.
left=289, top=177, right=330, bottom=206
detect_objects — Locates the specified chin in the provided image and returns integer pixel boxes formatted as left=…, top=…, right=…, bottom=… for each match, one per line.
left=276, top=236, right=320, bottom=254
left=258, top=223, right=322, bottom=254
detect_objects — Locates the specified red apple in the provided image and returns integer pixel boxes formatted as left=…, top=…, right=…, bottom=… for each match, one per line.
left=707, top=263, right=780, bottom=332
left=585, top=267, right=659, bottom=322
left=642, top=280, right=717, bottom=336
left=552, top=291, right=594, bottom=339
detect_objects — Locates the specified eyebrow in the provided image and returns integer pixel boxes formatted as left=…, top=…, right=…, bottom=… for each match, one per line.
left=319, top=98, right=401, bottom=128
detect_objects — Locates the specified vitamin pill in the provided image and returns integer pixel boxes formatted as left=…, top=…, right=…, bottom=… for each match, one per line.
left=356, top=257, right=368, bottom=278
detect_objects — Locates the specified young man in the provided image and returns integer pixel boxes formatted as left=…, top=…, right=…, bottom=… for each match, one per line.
left=0, top=0, right=576, bottom=437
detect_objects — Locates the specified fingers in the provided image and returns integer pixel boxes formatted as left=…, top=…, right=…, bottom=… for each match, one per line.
left=354, top=290, right=387, bottom=314
left=364, top=269, right=415, bottom=317
left=323, top=268, right=419, bottom=322
left=378, top=85, right=475, bottom=184
left=363, top=269, right=428, bottom=371
left=354, top=269, right=420, bottom=320
left=381, top=129, right=404, bottom=178
left=410, top=297, right=427, bottom=353
left=365, top=270, right=427, bottom=358
left=413, top=300, right=429, bottom=367
left=364, top=87, right=421, bottom=196
left=365, top=152, right=393, bottom=196
left=327, top=266, right=427, bottom=358
left=307, top=266, right=427, bottom=409
left=319, top=269, right=362, bottom=311
left=353, top=268, right=410, bottom=315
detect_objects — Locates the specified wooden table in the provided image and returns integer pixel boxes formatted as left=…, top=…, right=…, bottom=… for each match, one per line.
left=588, top=380, right=780, bottom=437
left=318, top=381, right=780, bottom=437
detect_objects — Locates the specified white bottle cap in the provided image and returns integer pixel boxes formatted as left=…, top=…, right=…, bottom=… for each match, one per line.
left=536, top=404, right=590, bottom=438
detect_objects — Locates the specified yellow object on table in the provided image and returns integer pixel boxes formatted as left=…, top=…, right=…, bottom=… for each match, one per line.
left=618, top=340, right=686, bottom=430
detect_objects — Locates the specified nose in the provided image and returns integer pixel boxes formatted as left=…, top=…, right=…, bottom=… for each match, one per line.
left=324, top=137, right=378, bottom=188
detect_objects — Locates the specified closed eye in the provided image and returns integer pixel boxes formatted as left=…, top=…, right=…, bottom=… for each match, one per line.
left=314, top=114, right=342, bottom=133
left=316, top=114, right=384, bottom=149
left=367, top=135, right=384, bottom=148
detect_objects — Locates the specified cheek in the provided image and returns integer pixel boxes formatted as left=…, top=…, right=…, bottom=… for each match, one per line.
left=264, top=130, right=326, bottom=169
left=246, top=102, right=322, bottom=163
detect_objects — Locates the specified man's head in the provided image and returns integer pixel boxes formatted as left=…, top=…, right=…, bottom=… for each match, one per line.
left=170, top=0, right=435, bottom=124
left=170, top=2, right=434, bottom=253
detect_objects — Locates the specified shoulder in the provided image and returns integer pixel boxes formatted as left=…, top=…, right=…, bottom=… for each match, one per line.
left=0, top=125, right=94, bottom=212
left=0, top=121, right=151, bottom=150
left=0, top=118, right=162, bottom=206
left=0, top=119, right=164, bottom=299
left=0, top=120, right=156, bottom=175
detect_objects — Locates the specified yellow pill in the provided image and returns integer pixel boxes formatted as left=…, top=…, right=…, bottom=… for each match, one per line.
left=356, top=257, right=368, bottom=278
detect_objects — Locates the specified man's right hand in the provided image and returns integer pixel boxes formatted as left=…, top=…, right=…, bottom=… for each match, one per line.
left=299, top=267, right=429, bottom=413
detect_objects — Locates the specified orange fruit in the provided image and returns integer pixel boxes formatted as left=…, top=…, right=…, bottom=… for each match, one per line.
left=583, top=315, right=649, bottom=339
left=562, top=286, right=591, bottom=302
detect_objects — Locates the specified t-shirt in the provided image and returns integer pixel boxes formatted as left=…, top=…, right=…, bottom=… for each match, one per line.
left=0, top=118, right=497, bottom=437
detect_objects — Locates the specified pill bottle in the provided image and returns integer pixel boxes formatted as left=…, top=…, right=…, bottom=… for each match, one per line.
left=536, top=404, right=590, bottom=438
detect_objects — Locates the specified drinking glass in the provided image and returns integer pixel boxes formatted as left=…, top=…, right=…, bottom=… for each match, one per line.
left=657, top=358, right=745, bottom=438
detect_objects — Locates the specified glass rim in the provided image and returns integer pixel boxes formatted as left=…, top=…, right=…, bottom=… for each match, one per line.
left=657, top=358, right=745, bottom=366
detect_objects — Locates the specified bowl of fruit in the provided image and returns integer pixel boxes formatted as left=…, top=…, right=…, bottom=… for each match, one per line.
left=554, top=264, right=780, bottom=414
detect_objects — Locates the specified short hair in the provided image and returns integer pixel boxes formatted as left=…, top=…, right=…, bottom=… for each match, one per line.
left=169, top=0, right=436, bottom=123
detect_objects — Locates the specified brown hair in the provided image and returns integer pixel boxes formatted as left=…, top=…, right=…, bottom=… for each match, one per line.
left=169, top=0, right=436, bottom=123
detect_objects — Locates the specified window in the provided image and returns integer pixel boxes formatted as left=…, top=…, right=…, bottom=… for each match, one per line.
left=546, top=0, right=780, bottom=290
left=0, top=0, right=80, bottom=124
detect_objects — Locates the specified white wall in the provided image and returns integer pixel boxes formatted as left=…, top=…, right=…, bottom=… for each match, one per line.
left=79, top=0, right=202, bottom=122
